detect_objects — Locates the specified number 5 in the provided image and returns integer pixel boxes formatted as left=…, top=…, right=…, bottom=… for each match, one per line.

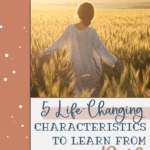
left=41, top=101, right=50, bottom=117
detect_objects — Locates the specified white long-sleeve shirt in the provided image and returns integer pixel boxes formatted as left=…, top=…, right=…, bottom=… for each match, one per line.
left=41, top=24, right=118, bottom=92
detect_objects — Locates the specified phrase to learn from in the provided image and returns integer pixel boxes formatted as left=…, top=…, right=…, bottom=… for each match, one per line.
left=31, top=98, right=150, bottom=149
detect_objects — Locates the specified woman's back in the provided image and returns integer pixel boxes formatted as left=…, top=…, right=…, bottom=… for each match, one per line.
left=66, top=24, right=96, bottom=72
left=64, top=24, right=103, bottom=92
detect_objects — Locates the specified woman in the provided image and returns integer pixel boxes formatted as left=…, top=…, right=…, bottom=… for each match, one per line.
left=39, top=2, right=124, bottom=97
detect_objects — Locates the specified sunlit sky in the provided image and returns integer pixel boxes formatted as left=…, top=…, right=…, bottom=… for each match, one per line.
left=31, top=0, right=149, bottom=4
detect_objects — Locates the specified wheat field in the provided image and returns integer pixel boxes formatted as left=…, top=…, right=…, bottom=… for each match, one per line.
left=31, top=6, right=150, bottom=97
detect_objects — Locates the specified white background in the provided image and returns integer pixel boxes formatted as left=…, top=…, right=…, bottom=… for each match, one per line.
left=31, top=98, right=150, bottom=150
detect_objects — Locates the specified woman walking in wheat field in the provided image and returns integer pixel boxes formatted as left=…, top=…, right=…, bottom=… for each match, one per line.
left=39, top=2, right=124, bottom=97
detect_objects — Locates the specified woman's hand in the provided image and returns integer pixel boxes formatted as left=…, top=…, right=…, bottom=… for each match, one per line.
left=113, top=61, right=124, bottom=73
left=39, top=51, right=43, bottom=58
left=39, top=48, right=47, bottom=58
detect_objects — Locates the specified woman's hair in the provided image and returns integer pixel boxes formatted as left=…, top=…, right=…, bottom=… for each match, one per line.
left=77, top=2, right=94, bottom=26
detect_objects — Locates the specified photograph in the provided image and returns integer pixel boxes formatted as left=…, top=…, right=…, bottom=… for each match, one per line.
left=31, top=0, right=150, bottom=97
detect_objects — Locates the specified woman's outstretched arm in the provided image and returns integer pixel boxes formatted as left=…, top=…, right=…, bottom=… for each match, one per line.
left=39, top=25, right=69, bottom=57
left=92, top=29, right=124, bottom=72
left=92, top=29, right=118, bottom=67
